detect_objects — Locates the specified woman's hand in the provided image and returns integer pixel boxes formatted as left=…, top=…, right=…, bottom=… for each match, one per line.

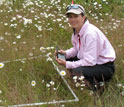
left=56, top=56, right=66, bottom=67
left=54, top=49, right=66, bottom=57
left=58, top=50, right=66, bottom=55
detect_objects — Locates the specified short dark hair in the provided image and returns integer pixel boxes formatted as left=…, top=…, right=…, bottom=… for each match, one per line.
left=81, top=13, right=84, bottom=17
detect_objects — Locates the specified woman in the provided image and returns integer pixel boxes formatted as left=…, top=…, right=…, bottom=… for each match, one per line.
left=55, top=4, right=116, bottom=92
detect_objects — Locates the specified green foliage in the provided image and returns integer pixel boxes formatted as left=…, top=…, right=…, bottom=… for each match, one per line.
left=0, top=0, right=124, bottom=107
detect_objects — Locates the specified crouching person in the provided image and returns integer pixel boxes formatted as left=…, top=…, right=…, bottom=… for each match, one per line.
left=55, top=4, right=116, bottom=95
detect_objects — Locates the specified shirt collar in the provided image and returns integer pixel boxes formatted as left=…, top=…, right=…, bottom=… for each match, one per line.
left=75, top=20, right=89, bottom=37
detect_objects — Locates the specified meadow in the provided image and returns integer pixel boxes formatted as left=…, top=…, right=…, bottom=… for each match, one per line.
left=0, top=0, right=124, bottom=107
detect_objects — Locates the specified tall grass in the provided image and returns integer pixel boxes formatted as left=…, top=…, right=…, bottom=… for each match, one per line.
left=0, top=0, right=124, bottom=107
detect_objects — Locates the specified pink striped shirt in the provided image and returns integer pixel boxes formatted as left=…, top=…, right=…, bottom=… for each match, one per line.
left=65, top=20, right=116, bottom=69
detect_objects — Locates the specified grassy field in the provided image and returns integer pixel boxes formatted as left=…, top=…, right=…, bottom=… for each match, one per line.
left=0, top=0, right=124, bottom=107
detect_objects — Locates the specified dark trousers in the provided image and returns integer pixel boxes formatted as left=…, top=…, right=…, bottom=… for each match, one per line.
left=66, top=56, right=115, bottom=85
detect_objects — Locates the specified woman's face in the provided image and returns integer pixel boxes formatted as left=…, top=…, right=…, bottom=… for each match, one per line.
left=67, top=13, right=84, bottom=31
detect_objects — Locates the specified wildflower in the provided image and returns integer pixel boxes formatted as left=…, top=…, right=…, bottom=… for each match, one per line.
left=53, top=88, right=57, bottom=91
left=32, top=47, right=36, bottom=50
left=94, top=2, right=97, bottom=5
left=100, top=19, right=103, bottom=22
left=4, top=23, right=8, bottom=26
left=61, top=104, right=65, bottom=107
left=73, top=76, right=77, bottom=80
left=89, top=91, right=94, bottom=96
left=81, top=88, right=83, bottom=90
left=16, top=35, right=21, bottom=39
left=60, top=70, right=66, bottom=76
left=37, top=26, right=42, bottom=31
left=56, top=19, right=62, bottom=22
left=79, top=76, right=84, bottom=81
left=21, top=61, right=25, bottom=63
left=74, top=79, right=77, bottom=83
left=100, top=82, right=104, bottom=86
left=12, top=17, right=16, bottom=20
left=19, top=69, right=22, bottom=71
left=22, top=41, right=26, bottom=44
left=23, top=18, right=32, bottom=25
left=0, top=63, right=4, bottom=68
left=75, top=82, right=80, bottom=87
left=17, top=15, right=22, bottom=19
left=40, top=47, right=45, bottom=51
left=50, top=46, right=54, bottom=49
left=46, top=83, right=50, bottom=88
left=31, top=81, right=36, bottom=86
left=13, top=42, right=16, bottom=44
left=0, top=90, right=2, bottom=94
left=46, top=47, right=51, bottom=50
left=117, top=84, right=123, bottom=87
left=50, top=81, right=55, bottom=85
left=0, top=36, right=4, bottom=41
left=29, top=52, right=33, bottom=57
left=42, top=80, right=44, bottom=83
left=105, top=13, right=109, bottom=16
left=81, top=84, right=85, bottom=87
left=98, top=4, right=102, bottom=7
left=121, top=92, right=124, bottom=96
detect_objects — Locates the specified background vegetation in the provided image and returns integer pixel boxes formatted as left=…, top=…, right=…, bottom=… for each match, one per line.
left=0, top=0, right=124, bottom=107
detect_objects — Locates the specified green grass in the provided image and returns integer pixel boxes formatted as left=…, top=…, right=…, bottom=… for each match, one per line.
left=0, top=0, right=124, bottom=107
left=0, top=57, right=74, bottom=106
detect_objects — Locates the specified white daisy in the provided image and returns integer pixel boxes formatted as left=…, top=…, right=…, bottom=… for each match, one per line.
left=50, top=81, right=55, bottom=85
left=74, top=79, right=77, bottom=83
left=60, top=70, right=66, bottom=76
left=50, top=46, right=54, bottom=49
left=61, top=104, right=65, bottom=107
left=81, top=88, right=84, bottom=91
left=46, top=47, right=51, bottom=50
left=19, top=69, right=22, bottom=71
left=40, top=47, right=45, bottom=51
left=75, top=82, right=80, bottom=87
left=73, top=76, right=77, bottom=80
left=46, top=83, right=50, bottom=88
left=0, top=63, right=4, bottom=68
left=17, top=15, right=22, bottom=19
left=100, top=82, right=104, bottom=86
left=94, top=2, right=98, bottom=5
left=81, top=84, right=85, bottom=87
left=89, top=91, right=94, bottom=96
left=79, top=76, right=84, bottom=81
left=23, top=18, right=32, bottom=25
left=0, top=36, right=4, bottom=41
left=16, top=35, right=21, bottom=39
left=53, top=88, right=57, bottom=91
left=13, top=41, right=16, bottom=44
left=0, top=90, right=2, bottom=94
left=29, top=52, right=33, bottom=57
left=121, top=92, right=124, bottom=96
left=42, top=80, right=44, bottom=83
left=117, top=84, right=123, bottom=87
left=31, top=81, right=36, bottom=86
